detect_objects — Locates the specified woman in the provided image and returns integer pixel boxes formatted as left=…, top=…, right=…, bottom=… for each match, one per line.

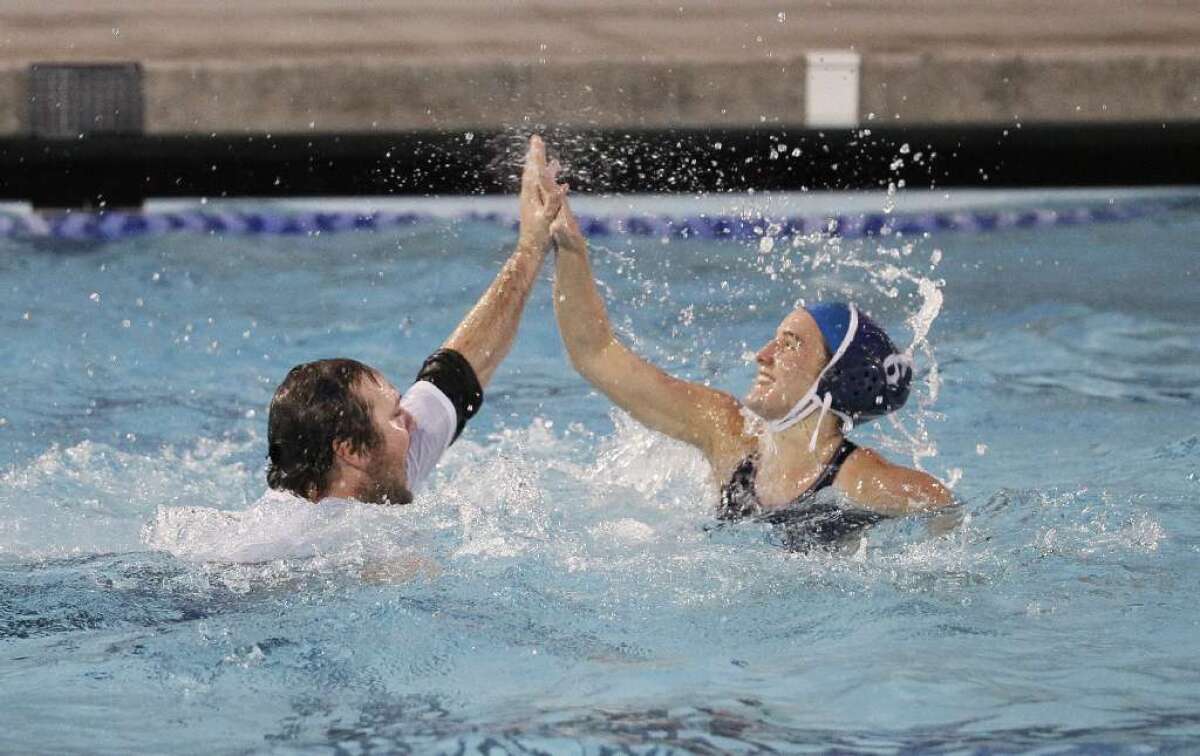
left=549, top=190, right=953, bottom=547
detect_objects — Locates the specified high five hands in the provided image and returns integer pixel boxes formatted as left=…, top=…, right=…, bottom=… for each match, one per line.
left=517, top=135, right=569, bottom=256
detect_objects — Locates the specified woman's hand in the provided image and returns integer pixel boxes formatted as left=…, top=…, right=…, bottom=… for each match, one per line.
left=550, top=172, right=587, bottom=256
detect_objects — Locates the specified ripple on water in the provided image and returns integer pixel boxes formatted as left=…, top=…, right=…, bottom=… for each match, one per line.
left=2, top=195, right=1199, bottom=752
left=955, top=307, right=1200, bottom=404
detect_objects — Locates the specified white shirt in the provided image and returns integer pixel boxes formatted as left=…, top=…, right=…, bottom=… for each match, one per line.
left=398, top=380, right=457, bottom=492
left=141, top=381, right=461, bottom=564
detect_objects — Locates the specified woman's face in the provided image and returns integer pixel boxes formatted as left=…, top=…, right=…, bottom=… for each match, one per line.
left=743, top=308, right=830, bottom=420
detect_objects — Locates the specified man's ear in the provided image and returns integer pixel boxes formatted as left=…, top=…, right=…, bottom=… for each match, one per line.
left=332, top=438, right=370, bottom=472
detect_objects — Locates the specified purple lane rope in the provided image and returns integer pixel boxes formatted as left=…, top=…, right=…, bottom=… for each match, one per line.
left=0, top=197, right=1193, bottom=244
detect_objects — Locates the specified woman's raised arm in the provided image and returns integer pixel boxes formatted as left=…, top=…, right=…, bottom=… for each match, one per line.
left=550, top=194, right=744, bottom=462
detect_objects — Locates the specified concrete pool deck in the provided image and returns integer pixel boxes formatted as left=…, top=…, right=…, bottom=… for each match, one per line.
left=1, top=0, right=1199, bottom=134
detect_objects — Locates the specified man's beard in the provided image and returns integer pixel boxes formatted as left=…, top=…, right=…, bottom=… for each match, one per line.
left=370, top=480, right=413, bottom=506
left=363, top=455, right=413, bottom=506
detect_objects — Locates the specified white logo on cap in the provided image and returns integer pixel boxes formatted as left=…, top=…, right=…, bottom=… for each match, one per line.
left=882, top=353, right=912, bottom=387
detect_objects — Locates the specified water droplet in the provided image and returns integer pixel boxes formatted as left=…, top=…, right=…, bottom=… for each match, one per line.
left=89, top=292, right=101, bottom=303
left=777, top=11, right=787, bottom=22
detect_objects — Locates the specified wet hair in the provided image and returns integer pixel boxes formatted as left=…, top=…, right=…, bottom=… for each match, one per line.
left=266, top=358, right=381, bottom=500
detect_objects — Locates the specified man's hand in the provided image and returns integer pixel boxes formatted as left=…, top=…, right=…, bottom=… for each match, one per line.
left=440, top=134, right=567, bottom=388
left=517, top=135, right=566, bottom=255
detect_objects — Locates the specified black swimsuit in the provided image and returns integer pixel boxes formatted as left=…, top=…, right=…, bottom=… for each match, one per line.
left=717, top=440, right=883, bottom=549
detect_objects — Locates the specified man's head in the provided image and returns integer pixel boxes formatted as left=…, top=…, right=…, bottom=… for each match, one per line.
left=267, top=358, right=415, bottom=505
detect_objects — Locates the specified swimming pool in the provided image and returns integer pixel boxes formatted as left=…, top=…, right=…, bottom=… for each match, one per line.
left=1, top=188, right=1198, bottom=753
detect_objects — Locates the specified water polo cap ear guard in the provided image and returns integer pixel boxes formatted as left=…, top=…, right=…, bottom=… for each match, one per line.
left=764, top=302, right=913, bottom=449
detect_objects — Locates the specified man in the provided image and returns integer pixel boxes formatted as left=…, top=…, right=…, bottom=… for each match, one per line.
left=548, top=174, right=953, bottom=548
left=265, top=136, right=564, bottom=505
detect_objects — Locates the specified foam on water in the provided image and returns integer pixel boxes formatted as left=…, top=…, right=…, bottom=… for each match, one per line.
left=142, top=491, right=432, bottom=566
left=0, top=436, right=255, bottom=561
left=111, top=416, right=1166, bottom=606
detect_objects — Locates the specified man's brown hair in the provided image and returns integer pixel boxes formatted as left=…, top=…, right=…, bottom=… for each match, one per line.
left=266, top=358, right=381, bottom=500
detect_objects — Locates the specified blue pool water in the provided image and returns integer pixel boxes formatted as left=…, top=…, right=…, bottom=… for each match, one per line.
left=1, top=189, right=1198, bottom=753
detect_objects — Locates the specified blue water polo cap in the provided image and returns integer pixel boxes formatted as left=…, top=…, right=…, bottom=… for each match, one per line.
left=805, top=302, right=853, bottom=360
left=766, top=302, right=912, bottom=436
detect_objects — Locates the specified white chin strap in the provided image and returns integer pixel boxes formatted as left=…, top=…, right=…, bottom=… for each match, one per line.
left=765, top=387, right=850, bottom=452
left=762, top=303, right=859, bottom=450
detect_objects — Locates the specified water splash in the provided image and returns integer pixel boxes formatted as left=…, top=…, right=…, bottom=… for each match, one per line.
left=0, top=437, right=256, bottom=561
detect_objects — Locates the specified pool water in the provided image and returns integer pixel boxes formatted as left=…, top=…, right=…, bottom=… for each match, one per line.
left=1, top=189, right=1198, bottom=753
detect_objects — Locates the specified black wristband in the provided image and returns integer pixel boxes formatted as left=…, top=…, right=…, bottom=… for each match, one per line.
left=415, top=348, right=483, bottom=442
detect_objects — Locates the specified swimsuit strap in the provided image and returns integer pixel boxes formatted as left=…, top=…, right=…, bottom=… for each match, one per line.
left=717, top=453, right=761, bottom=520
left=717, top=439, right=859, bottom=520
left=799, top=439, right=858, bottom=503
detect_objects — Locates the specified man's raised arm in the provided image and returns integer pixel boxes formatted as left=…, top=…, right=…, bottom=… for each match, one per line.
left=442, top=135, right=564, bottom=387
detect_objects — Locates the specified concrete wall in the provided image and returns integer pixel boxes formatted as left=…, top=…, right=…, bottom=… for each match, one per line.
left=140, top=58, right=809, bottom=133
left=861, top=52, right=1200, bottom=125
left=0, top=66, right=24, bottom=134
left=2, top=53, right=1195, bottom=136
left=1, top=1, right=1196, bottom=135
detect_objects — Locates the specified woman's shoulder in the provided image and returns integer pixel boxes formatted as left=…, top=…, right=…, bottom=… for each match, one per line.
left=704, top=407, right=761, bottom=480
left=836, top=444, right=955, bottom=514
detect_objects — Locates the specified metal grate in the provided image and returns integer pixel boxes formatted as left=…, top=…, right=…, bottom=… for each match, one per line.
left=28, top=63, right=143, bottom=138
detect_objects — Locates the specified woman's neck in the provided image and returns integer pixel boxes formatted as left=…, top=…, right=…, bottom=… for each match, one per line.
left=756, top=411, right=845, bottom=478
